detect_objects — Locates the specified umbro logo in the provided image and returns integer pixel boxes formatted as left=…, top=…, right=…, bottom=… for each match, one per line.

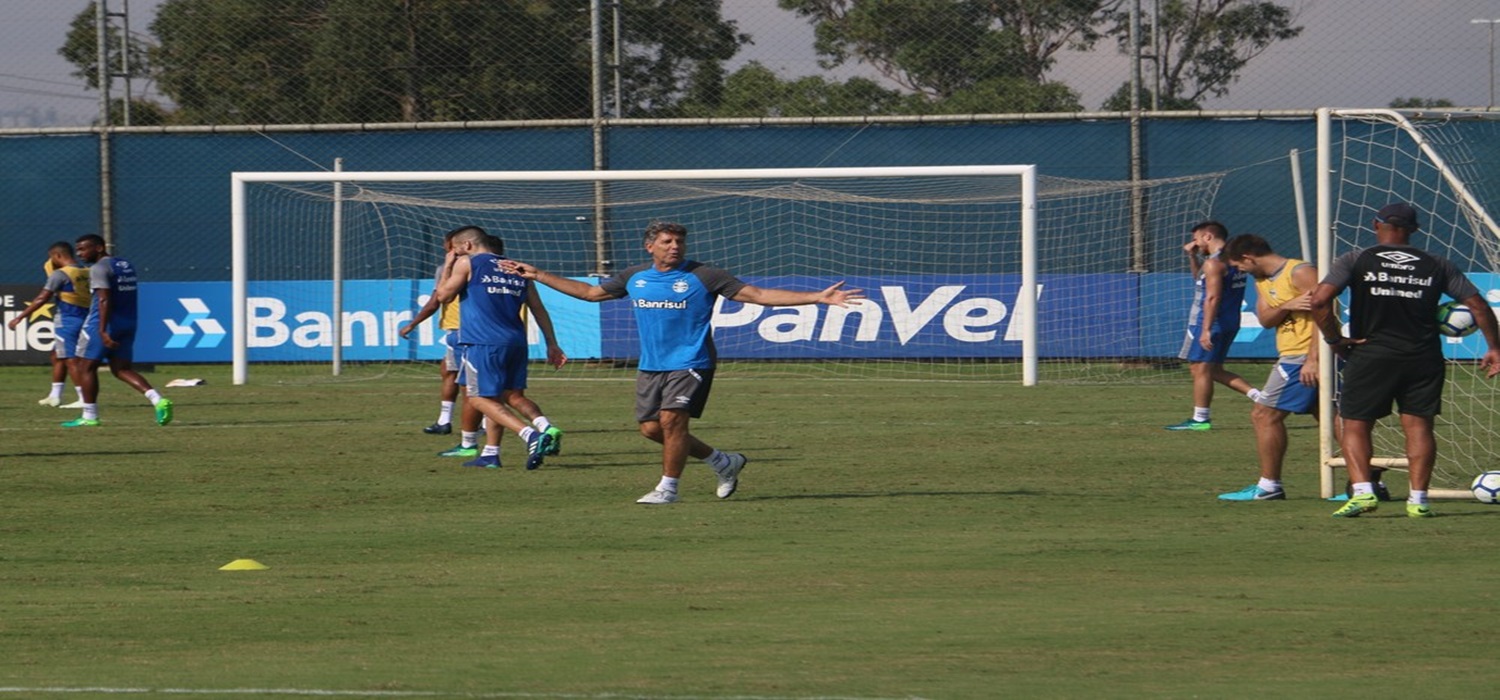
left=1376, top=251, right=1421, bottom=265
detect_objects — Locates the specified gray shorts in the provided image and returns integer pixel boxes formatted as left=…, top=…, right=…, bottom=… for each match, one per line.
left=635, top=369, right=715, bottom=422
left=441, top=332, right=460, bottom=372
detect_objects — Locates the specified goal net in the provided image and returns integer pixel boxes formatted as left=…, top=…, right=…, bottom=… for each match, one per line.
left=230, top=165, right=1225, bottom=385
left=1317, top=108, right=1500, bottom=498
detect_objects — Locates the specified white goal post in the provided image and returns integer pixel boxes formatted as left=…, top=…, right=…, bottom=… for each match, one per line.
left=1315, top=108, right=1500, bottom=499
left=229, top=165, right=1041, bottom=386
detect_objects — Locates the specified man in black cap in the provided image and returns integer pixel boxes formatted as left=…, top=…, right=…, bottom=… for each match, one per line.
left=1311, top=202, right=1500, bottom=518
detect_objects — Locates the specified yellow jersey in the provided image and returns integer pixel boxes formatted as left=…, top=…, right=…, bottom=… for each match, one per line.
left=1255, top=258, right=1315, bottom=357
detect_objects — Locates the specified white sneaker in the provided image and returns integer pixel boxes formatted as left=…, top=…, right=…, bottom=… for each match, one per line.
left=636, top=488, right=679, bottom=505
left=715, top=453, right=747, bottom=499
left=59, top=399, right=86, bottom=409
left=38, top=395, right=60, bottom=407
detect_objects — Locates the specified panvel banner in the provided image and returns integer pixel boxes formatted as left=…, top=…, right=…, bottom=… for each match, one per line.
left=3, top=274, right=1496, bottom=365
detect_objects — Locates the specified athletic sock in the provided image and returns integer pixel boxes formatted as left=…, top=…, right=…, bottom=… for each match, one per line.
left=144, top=389, right=162, bottom=405
left=481, top=444, right=499, bottom=457
left=49, top=382, right=65, bottom=400
left=437, top=400, right=454, bottom=425
left=74, top=387, right=85, bottom=402
left=704, top=449, right=730, bottom=471
left=1350, top=481, right=1375, bottom=497
left=1257, top=478, right=1281, bottom=492
left=460, top=431, right=479, bottom=448
left=532, top=416, right=553, bottom=432
left=656, top=476, right=679, bottom=493
left=1408, top=490, right=1428, bottom=505
left=1247, top=388, right=1264, bottom=402
left=1192, top=407, right=1211, bottom=422
left=519, top=427, right=537, bottom=442
left=83, top=403, right=99, bottom=420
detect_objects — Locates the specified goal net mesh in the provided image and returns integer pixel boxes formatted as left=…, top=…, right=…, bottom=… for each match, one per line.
left=239, top=169, right=1225, bottom=383
left=1329, top=110, right=1500, bottom=493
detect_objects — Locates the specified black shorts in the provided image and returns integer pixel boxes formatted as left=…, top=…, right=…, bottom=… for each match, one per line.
left=1338, top=352, right=1445, bottom=421
left=635, top=368, right=715, bottom=422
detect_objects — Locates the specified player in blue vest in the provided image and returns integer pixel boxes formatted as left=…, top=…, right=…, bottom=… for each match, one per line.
left=1166, top=220, right=1257, bottom=431
left=431, top=228, right=563, bottom=469
left=504, top=221, right=866, bottom=504
left=66, top=234, right=174, bottom=428
left=8, top=242, right=92, bottom=408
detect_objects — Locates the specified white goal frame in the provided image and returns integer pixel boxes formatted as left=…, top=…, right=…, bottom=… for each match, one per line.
left=1315, top=108, right=1500, bottom=499
left=229, top=165, right=1039, bottom=386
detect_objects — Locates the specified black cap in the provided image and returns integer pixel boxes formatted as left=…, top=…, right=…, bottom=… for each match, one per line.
left=1375, top=202, right=1420, bottom=229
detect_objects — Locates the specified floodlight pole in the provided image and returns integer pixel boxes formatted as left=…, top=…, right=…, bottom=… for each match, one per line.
left=1474, top=19, right=1500, bottom=109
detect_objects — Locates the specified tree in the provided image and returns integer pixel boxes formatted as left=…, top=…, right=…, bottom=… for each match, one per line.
left=683, top=62, right=917, bottom=117
left=59, top=1, right=163, bottom=124
left=110, top=0, right=744, bottom=125
left=1106, top=0, right=1303, bottom=110
left=1389, top=97, right=1456, bottom=109
left=778, top=0, right=1123, bottom=106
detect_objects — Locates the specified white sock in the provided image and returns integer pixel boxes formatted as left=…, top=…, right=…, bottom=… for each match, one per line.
left=49, top=382, right=65, bottom=400
left=531, top=416, right=552, bottom=432
left=145, top=389, right=162, bottom=406
left=1350, top=481, right=1375, bottom=497
left=1247, top=388, right=1264, bottom=402
left=519, top=427, right=537, bottom=442
left=83, top=403, right=99, bottom=420
left=1192, top=407, right=1211, bottom=422
left=703, top=449, right=729, bottom=471
left=481, top=444, right=499, bottom=457
left=437, top=400, right=454, bottom=425
left=460, top=431, right=480, bottom=448
left=74, top=386, right=85, bottom=401
left=656, top=476, right=679, bottom=493
left=1257, top=478, right=1281, bottom=492
left=1409, top=490, right=1428, bottom=505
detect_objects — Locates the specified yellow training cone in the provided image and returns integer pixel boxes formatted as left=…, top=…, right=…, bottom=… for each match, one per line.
left=219, top=558, right=269, bottom=571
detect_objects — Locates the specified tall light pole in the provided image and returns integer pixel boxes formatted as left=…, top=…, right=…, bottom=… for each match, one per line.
left=1473, top=18, right=1500, bottom=109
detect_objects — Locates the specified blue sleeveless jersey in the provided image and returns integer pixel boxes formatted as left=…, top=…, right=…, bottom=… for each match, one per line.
left=1186, top=252, right=1247, bottom=334
left=86, top=255, right=139, bottom=333
left=458, top=252, right=529, bottom=347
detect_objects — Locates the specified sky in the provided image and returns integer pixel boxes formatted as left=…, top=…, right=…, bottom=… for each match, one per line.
left=2, top=0, right=1499, bottom=127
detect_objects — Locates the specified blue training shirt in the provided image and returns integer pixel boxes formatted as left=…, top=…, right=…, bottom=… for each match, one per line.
left=600, top=260, right=746, bottom=372
left=86, top=255, right=139, bottom=333
left=458, top=252, right=529, bottom=347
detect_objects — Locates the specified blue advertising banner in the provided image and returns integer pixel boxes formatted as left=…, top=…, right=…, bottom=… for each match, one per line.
left=58, top=272, right=1499, bottom=365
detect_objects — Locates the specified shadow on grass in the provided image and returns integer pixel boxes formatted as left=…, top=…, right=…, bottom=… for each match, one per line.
left=739, top=488, right=1045, bottom=502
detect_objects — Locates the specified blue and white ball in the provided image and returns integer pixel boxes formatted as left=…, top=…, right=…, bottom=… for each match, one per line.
left=1473, top=471, right=1500, bottom=504
left=1436, top=301, right=1479, bottom=338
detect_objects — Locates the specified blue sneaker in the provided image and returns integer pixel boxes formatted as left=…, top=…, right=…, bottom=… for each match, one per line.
left=422, top=422, right=452, bottom=435
left=525, top=431, right=545, bottom=470
left=1165, top=419, right=1211, bottom=431
left=1218, top=484, right=1285, bottom=501
left=463, top=454, right=501, bottom=469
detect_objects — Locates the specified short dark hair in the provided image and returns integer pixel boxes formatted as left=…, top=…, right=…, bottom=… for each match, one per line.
left=643, top=220, right=687, bottom=245
left=48, top=241, right=74, bottom=256
left=447, top=225, right=487, bottom=247
left=1192, top=220, right=1229, bottom=240
left=481, top=234, right=505, bottom=255
left=1223, top=234, right=1273, bottom=261
left=75, top=233, right=105, bottom=248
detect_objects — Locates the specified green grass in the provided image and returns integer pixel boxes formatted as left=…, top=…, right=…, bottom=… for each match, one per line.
left=2, top=363, right=1498, bottom=699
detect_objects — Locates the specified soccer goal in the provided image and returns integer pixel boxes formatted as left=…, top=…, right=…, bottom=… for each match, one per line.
left=230, top=165, right=1225, bottom=386
left=1315, top=108, right=1500, bottom=499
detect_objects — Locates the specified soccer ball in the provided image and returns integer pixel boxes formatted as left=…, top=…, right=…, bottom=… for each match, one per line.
left=1436, top=301, right=1479, bottom=337
left=1473, top=471, right=1500, bottom=504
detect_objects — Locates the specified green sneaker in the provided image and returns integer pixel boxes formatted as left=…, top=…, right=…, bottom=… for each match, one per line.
left=1332, top=493, right=1379, bottom=518
left=1406, top=503, right=1435, bottom=518
left=61, top=417, right=101, bottom=428
left=154, top=398, right=175, bottom=426
left=539, top=426, right=563, bottom=456
left=438, top=443, right=479, bottom=458
left=1164, top=419, right=1211, bottom=431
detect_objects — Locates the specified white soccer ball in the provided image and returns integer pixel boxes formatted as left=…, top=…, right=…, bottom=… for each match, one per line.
left=1437, top=301, right=1479, bottom=338
left=1472, top=471, right=1500, bottom=504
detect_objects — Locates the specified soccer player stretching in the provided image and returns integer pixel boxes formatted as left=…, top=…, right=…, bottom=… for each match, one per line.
left=504, top=221, right=865, bottom=504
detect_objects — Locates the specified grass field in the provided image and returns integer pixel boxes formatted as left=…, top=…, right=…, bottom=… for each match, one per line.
left=2, top=362, right=1499, bottom=699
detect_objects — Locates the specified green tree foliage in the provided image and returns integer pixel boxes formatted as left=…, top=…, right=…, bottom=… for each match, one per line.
left=59, top=1, right=161, bottom=124
left=94, top=0, right=744, bottom=125
left=1104, top=0, right=1302, bottom=110
left=1389, top=97, right=1456, bottom=109
left=778, top=0, right=1121, bottom=105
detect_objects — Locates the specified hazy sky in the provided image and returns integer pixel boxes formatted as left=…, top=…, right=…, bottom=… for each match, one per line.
left=3, top=0, right=1498, bottom=127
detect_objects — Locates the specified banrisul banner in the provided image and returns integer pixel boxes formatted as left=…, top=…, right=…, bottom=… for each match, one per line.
left=9, top=273, right=1495, bottom=365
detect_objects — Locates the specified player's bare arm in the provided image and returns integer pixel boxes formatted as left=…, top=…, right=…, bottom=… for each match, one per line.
left=6, top=288, right=56, bottom=330
left=525, top=286, right=568, bottom=369
left=1460, top=292, right=1500, bottom=378
left=501, top=260, right=614, bottom=303
left=97, top=287, right=117, bottom=349
left=1199, top=257, right=1225, bottom=350
left=732, top=281, right=865, bottom=308
left=432, top=255, right=472, bottom=305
